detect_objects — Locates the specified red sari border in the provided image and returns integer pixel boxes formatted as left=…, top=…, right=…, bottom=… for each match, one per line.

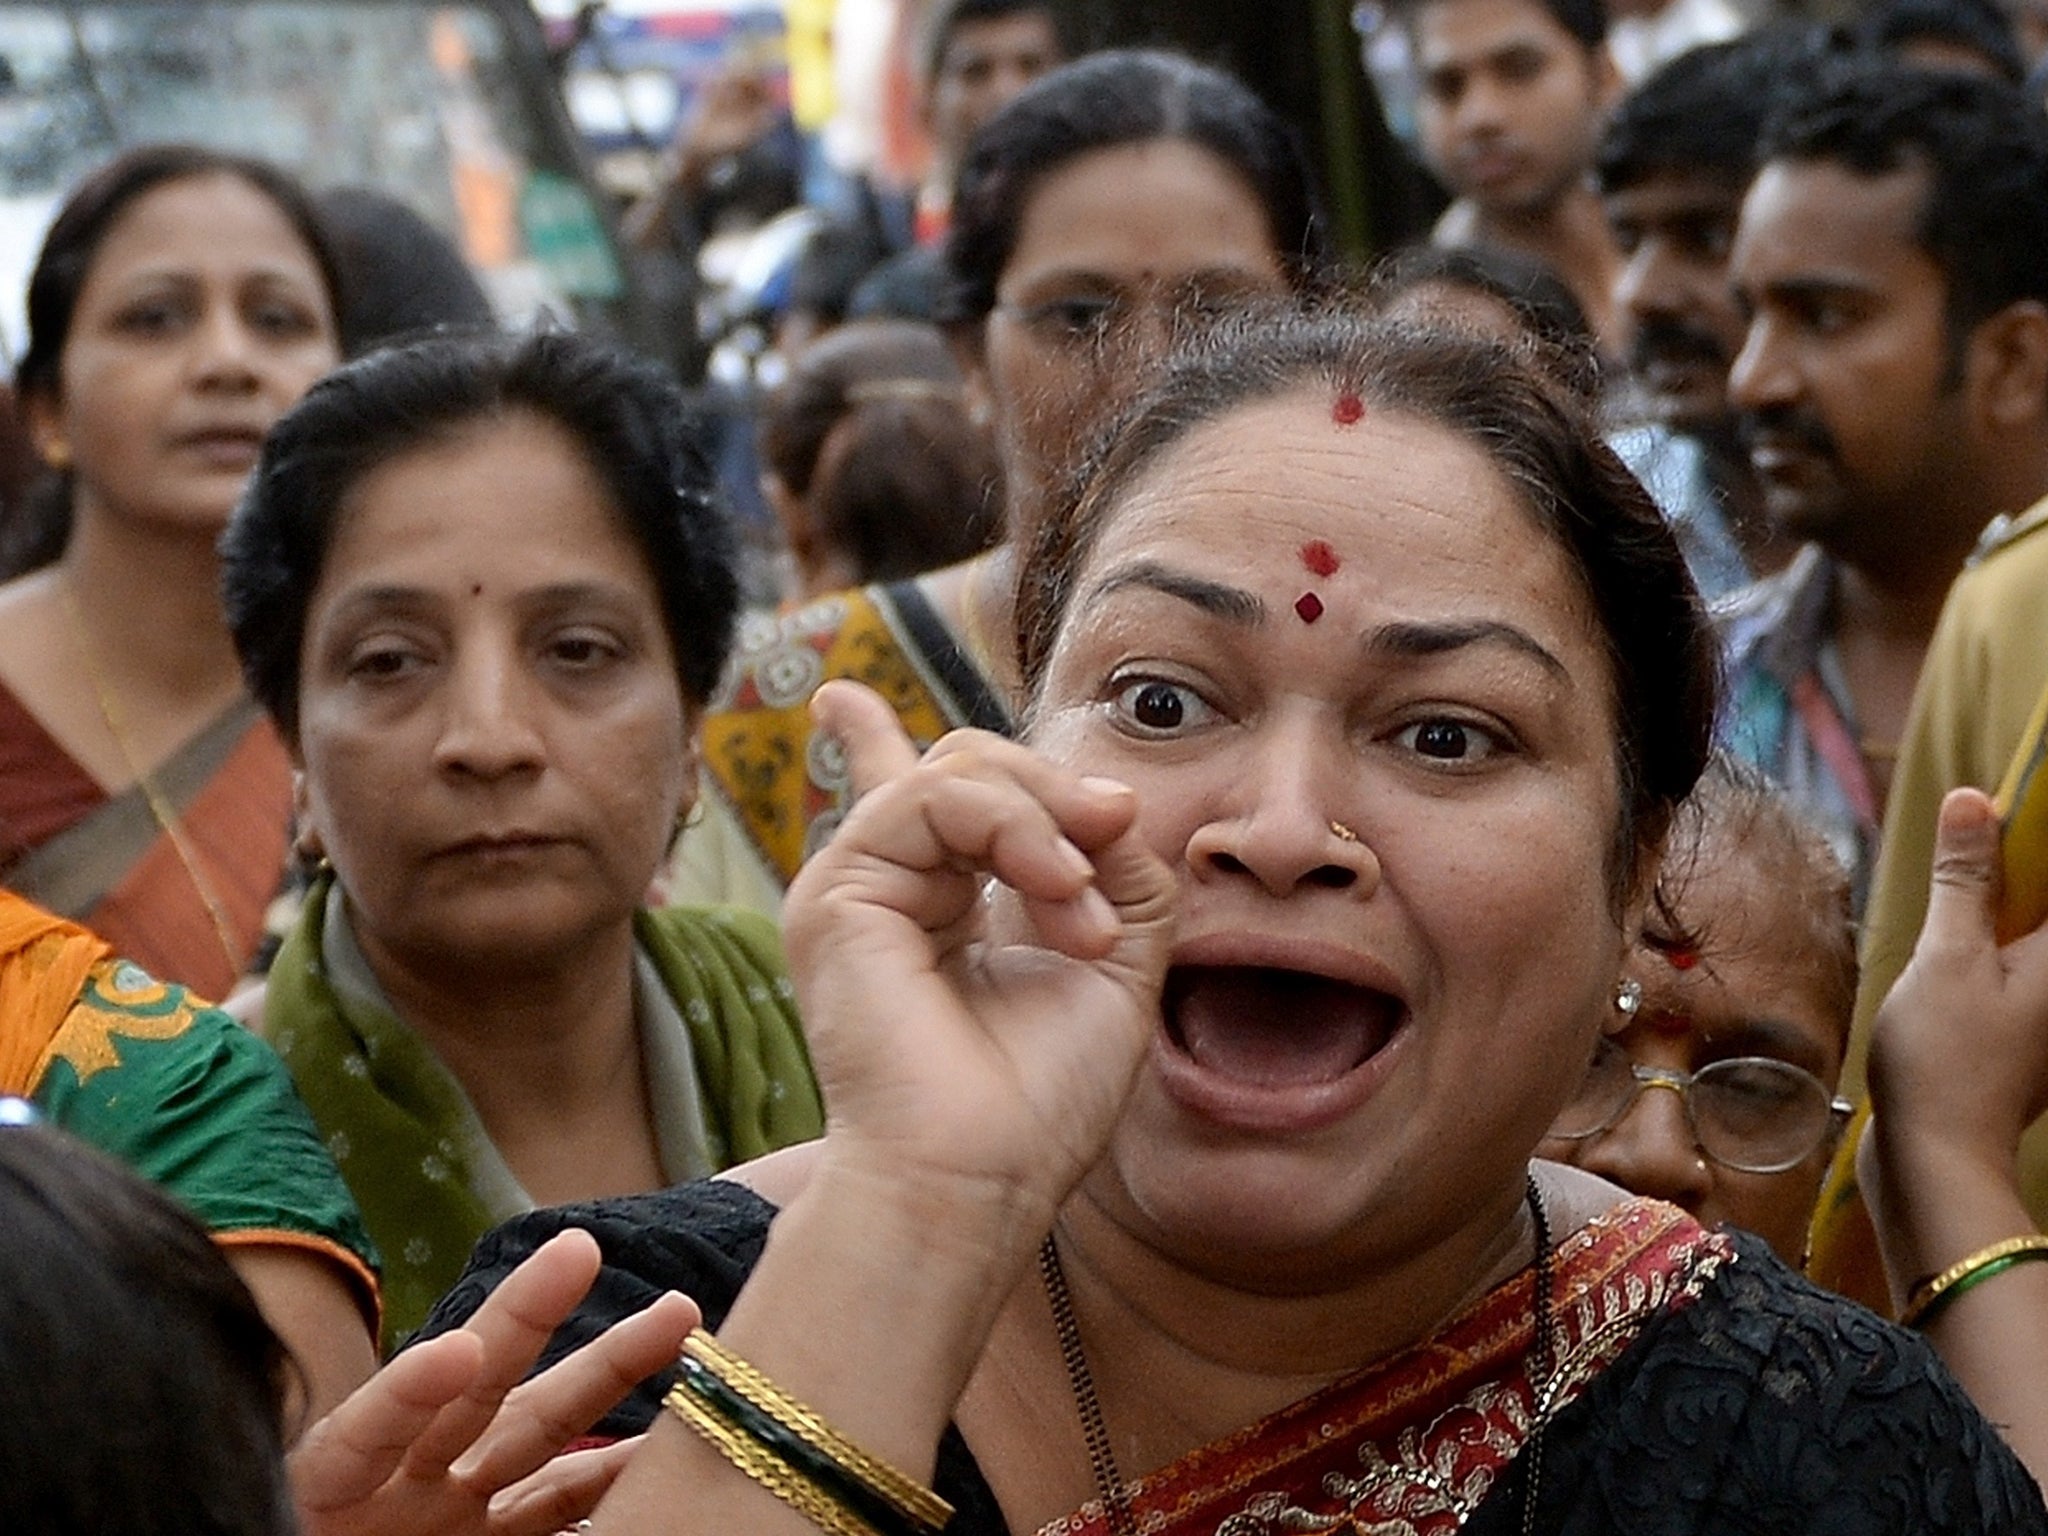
left=1041, top=1199, right=1734, bottom=1536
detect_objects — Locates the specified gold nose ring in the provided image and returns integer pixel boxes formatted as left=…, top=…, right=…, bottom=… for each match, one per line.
left=1330, top=820, right=1359, bottom=843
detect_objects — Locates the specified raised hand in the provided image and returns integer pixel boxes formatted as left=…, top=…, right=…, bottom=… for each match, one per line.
left=290, top=1230, right=698, bottom=1536
left=1867, top=787, right=2048, bottom=1166
left=784, top=680, right=1178, bottom=1227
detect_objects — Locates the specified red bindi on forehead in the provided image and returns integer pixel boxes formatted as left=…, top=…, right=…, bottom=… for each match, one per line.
left=1300, top=540, right=1340, bottom=577
left=1332, top=392, right=1365, bottom=426
left=1294, top=592, right=1325, bottom=624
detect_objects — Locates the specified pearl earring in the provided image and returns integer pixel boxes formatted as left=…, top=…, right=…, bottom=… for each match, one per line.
left=1615, top=977, right=1643, bottom=1018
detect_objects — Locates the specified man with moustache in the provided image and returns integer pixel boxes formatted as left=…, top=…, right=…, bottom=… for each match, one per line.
left=1814, top=53, right=2048, bottom=1319
left=1716, top=64, right=2048, bottom=914
left=1397, top=0, right=1626, bottom=350
left=1598, top=26, right=1838, bottom=597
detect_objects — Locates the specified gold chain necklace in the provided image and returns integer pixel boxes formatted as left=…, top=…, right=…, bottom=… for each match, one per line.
left=1037, top=1174, right=1555, bottom=1536
left=59, top=579, right=242, bottom=980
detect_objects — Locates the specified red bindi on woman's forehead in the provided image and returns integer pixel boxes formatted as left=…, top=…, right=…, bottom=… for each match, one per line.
left=1332, top=392, right=1365, bottom=426
left=1300, top=540, right=1340, bottom=577
left=1294, top=592, right=1324, bottom=624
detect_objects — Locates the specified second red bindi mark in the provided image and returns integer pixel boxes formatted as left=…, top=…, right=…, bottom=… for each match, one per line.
left=1294, top=592, right=1325, bottom=624
left=1301, top=540, right=1340, bottom=577
left=1332, top=391, right=1364, bottom=426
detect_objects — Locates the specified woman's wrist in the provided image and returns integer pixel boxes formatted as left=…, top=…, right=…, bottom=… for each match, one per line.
left=1899, top=1234, right=2048, bottom=1328
left=801, top=1139, right=1058, bottom=1287
left=1862, top=1119, right=2035, bottom=1308
left=709, top=1145, right=1053, bottom=1470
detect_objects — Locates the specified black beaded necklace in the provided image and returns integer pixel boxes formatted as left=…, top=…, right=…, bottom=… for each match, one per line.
left=1037, top=1172, right=1556, bottom=1536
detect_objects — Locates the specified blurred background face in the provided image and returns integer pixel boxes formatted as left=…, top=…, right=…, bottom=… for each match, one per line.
left=1412, top=0, right=1614, bottom=218
left=972, top=137, right=1291, bottom=541
left=1606, top=168, right=1749, bottom=432
left=1539, top=830, right=1850, bottom=1262
left=923, top=9, right=1065, bottom=170
left=32, top=172, right=339, bottom=538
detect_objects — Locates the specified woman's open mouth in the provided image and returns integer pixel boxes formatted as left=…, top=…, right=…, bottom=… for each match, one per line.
left=1156, top=964, right=1406, bottom=1131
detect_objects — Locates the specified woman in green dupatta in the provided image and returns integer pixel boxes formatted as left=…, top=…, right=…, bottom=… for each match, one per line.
left=221, top=330, right=823, bottom=1351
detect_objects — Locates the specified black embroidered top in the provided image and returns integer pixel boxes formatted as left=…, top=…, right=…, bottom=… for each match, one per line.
left=420, top=1179, right=2048, bottom=1535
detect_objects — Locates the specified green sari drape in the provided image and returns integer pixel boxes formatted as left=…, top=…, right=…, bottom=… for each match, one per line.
left=263, top=878, right=822, bottom=1351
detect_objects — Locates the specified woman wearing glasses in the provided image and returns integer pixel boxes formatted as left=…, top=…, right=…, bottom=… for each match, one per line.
left=1540, top=754, right=1855, bottom=1263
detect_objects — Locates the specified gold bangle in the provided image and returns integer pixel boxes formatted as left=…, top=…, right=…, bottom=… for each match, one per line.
left=680, top=1330, right=954, bottom=1532
left=666, top=1380, right=882, bottom=1536
left=1900, top=1234, right=2048, bottom=1328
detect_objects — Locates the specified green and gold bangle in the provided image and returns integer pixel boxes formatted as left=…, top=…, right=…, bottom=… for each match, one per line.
left=1901, top=1234, right=2048, bottom=1329
left=663, top=1329, right=954, bottom=1536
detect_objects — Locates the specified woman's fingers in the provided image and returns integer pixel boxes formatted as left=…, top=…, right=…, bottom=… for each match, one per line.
left=487, top=1439, right=643, bottom=1536
left=1922, top=788, right=2003, bottom=954
left=288, top=1331, right=487, bottom=1513
left=451, top=1291, right=699, bottom=1490
left=797, top=704, right=1143, bottom=956
left=812, top=679, right=923, bottom=800
left=858, top=773, right=1135, bottom=954
left=397, top=1230, right=605, bottom=1476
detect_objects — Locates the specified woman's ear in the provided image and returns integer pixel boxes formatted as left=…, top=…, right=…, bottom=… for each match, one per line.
left=20, top=389, right=69, bottom=470
left=291, top=769, right=328, bottom=867
left=672, top=706, right=704, bottom=839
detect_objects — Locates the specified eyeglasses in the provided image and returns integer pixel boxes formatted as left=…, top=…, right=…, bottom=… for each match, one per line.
left=1548, top=1036, right=1852, bottom=1175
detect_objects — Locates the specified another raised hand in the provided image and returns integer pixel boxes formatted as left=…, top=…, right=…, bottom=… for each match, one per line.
left=1861, top=787, right=2048, bottom=1489
left=290, top=1230, right=698, bottom=1536
left=580, top=684, right=1181, bottom=1535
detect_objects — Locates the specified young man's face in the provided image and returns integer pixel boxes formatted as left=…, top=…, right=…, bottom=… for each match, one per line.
left=1727, top=157, right=1966, bottom=555
left=1605, top=167, right=1751, bottom=432
left=924, top=10, right=1065, bottom=170
left=1412, top=0, right=1616, bottom=220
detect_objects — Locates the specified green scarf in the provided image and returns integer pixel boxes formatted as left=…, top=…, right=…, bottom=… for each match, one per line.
left=263, top=878, right=822, bottom=1352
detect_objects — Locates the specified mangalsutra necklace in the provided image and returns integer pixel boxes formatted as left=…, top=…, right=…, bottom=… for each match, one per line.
left=60, top=580, right=242, bottom=979
left=1037, top=1172, right=1556, bottom=1536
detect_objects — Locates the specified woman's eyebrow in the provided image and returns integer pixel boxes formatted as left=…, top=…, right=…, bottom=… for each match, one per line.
left=1705, top=1015, right=1833, bottom=1075
left=1083, top=560, right=1265, bottom=625
left=1361, top=619, right=1568, bottom=679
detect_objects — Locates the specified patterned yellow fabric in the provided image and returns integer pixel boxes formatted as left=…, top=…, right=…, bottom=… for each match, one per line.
left=700, top=582, right=1010, bottom=890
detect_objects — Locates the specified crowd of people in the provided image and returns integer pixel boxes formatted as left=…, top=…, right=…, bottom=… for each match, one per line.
left=10, top=0, right=2048, bottom=1531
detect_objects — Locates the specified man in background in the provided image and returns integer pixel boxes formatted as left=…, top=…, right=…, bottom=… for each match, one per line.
left=1597, top=26, right=1835, bottom=596
left=1717, top=65, right=2048, bottom=913
left=1398, top=0, right=1625, bottom=348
